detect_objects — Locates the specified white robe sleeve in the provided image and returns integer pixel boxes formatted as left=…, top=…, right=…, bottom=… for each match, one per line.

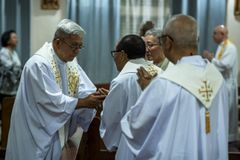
left=100, top=80, right=127, bottom=151
left=212, top=45, right=237, bottom=72
left=24, top=60, right=78, bottom=138
left=77, top=65, right=97, bottom=97
left=68, top=65, right=97, bottom=137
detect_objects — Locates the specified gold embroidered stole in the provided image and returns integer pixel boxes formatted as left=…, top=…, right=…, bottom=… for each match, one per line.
left=160, top=62, right=223, bottom=134
left=51, top=58, right=80, bottom=96
left=144, top=63, right=162, bottom=76
left=35, top=43, right=80, bottom=147
left=217, top=39, right=231, bottom=60
left=121, top=59, right=162, bottom=77
left=36, top=43, right=80, bottom=97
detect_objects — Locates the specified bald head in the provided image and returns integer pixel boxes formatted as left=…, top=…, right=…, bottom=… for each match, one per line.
left=160, top=14, right=198, bottom=64
left=213, top=25, right=228, bottom=44
left=214, top=25, right=228, bottom=36
left=163, top=14, right=198, bottom=50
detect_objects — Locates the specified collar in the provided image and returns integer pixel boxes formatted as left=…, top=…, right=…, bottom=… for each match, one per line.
left=177, top=55, right=207, bottom=68
left=220, top=39, right=230, bottom=46
left=119, top=58, right=156, bottom=75
left=50, top=43, right=66, bottom=66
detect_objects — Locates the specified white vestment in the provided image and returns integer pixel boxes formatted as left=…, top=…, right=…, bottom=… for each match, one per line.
left=121, top=56, right=228, bottom=160
left=157, top=57, right=174, bottom=71
left=5, top=42, right=96, bottom=160
left=212, top=39, right=238, bottom=142
left=100, top=58, right=162, bottom=160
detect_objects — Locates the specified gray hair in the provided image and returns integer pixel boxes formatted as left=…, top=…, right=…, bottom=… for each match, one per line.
left=164, top=14, right=198, bottom=50
left=54, top=19, right=85, bottom=39
left=145, top=28, right=163, bottom=43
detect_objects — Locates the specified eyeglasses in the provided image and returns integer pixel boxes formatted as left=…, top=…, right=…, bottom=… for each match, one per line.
left=111, top=50, right=124, bottom=57
left=60, top=38, right=84, bottom=50
left=159, top=35, right=174, bottom=44
left=146, top=43, right=160, bottom=48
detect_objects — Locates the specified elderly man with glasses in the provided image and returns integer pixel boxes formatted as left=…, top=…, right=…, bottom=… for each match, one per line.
left=5, top=19, right=106, bottom=160
left=144, top=28, right=173, bottom=71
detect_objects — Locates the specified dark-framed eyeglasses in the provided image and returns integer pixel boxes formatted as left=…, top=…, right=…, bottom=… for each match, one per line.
left=111, top=50, right=123, bottom=57
left=60, top=38, right=84, bottom=50
left=159, top=35, right=174, bottom=43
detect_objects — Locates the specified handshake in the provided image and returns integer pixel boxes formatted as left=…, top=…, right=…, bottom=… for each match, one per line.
left=76, top=88, right=109, bottom=109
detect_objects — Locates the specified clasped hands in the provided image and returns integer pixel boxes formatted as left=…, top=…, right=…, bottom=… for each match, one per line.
left=202, top=50, right=214, bottom=61
left=76, top=88, right=109, bottom=110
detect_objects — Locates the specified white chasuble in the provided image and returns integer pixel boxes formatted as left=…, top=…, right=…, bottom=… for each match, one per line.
left=160, top=62, right=223, bottom=133
left=120, top=56, right=228, bottom=160
left=5, top=42, right=96, bottom=160
left=36, top=43, right=80, bottom=148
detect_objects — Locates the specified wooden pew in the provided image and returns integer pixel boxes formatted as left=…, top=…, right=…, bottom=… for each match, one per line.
left=76, top=83, right=116, bottom=160
left=229, top=152, right=240, bottom=160
left=229, top=140, right=240, bottom=160
left=77, top=117, right=116, bottom=160
left=0, top=96, right=15, bottom=153
left=61, top=128, right=83, bottom=160
left=238, top=87, right=240, bottom=122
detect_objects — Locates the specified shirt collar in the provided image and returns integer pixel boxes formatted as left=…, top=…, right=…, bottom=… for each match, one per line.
left=119, top=58, right=153, bottom=75
left=177, top=55, right=207, bottom=68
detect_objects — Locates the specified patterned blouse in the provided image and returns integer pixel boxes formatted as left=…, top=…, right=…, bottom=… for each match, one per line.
left=0, top=47, right=22, bottom=95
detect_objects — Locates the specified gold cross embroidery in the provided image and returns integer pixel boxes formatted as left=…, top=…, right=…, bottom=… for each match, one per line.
left=198, top=80, right=213, bottom=102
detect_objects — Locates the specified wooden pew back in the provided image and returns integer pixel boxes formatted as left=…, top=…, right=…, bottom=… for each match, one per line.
left=77, top=83, right=116, bottom=160
left=1, top=97, right=15, bottom=149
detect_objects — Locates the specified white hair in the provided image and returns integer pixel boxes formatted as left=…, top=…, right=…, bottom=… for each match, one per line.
left=145, top=28, right=163, bottom=42
left=54, top=19, right=85, bottom=39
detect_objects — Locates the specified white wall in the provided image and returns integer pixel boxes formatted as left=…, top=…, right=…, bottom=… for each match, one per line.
left=226, top=0, right=240, bottom=83
left=31, top=0, right=67, bottom=54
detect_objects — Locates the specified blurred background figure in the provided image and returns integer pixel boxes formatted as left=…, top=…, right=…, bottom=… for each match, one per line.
left=0, top=30, right=22, bottom=99
left=203, top=25, right=238, bottom=143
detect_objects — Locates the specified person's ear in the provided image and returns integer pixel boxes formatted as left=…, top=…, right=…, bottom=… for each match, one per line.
left=7, top=39, right=11, bottom=45
left=55, top=39, right=61, bottom=45
left=121, top=51, right=128, bottom=63
left=164, top=37, right=173, bottom=53
left=54, top=39, right=62, bottom=49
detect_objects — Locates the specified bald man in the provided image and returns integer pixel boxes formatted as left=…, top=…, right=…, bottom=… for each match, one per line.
left=120, top=15, right=228, bottom=160
left=203, top=25, right=238, bottom=142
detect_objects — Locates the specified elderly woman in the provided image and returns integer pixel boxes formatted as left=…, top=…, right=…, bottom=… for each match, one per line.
left=144, top=28, right=173, bottom=70
left=0, top=30, right=22, bottom=97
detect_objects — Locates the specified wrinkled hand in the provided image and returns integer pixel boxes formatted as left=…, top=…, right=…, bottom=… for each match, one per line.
left=203, top=50, right=214, bottom=61
left=77, top=93, right=106, bottom=109
left=137, top=67, right=157, bottom=90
